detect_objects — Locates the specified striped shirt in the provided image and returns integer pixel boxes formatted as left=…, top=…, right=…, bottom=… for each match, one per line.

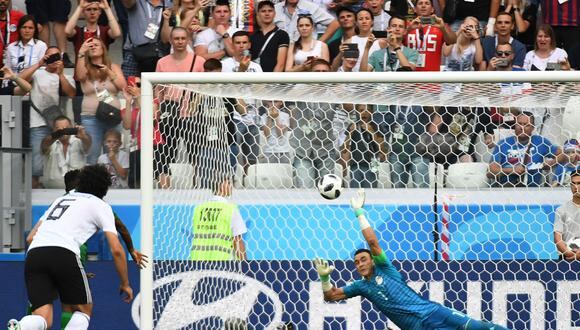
left=541, top=0, right=579, bottom=26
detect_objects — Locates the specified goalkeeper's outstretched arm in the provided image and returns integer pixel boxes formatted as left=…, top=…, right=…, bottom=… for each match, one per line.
left=313, top=258, right=347, bottom=302
left=350, top=189, right=383, bottom=257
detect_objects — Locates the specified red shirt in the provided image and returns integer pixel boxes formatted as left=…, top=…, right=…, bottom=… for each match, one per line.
left=542, top=0, right=579, bottom=26
left=405, top=25, right=445, bottom=72
left=68, top=25, right=114, bottom=56
left=0, top=10, right=25, bottom=66
left=122, top=107, right=165, bottom=148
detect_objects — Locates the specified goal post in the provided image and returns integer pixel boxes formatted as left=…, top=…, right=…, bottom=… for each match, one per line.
left=139, top=72, right=580, bottom=330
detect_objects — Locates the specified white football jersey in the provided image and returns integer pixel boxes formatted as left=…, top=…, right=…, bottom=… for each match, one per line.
left=28, top=192, right=117, bottom=256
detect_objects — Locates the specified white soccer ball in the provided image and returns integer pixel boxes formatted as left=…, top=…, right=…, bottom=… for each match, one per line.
left=317, top=174, right=343, bottom=200
left=568, top=237, right=580, bottom=250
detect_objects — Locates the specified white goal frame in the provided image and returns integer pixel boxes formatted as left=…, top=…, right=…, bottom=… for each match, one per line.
left=139, top=71, right=580, bottom=330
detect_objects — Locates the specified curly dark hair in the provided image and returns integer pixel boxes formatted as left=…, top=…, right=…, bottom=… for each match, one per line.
left=64, top=169, right=81, bottom=193
left=76, top=165, right=112, bottom=199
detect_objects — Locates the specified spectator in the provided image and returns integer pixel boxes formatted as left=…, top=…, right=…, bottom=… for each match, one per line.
left=488, top=111, right=562, bottom=187
left=155, top=26, right=205, bottom=188
left=481, top=12, right=526, bottom=69
left=416, top=111, right=473, bottom=169
left=98, top=128, right=129, bottom=188
left=552, top=139, right=580, bottom=187
left=331, top=8, right=380, bottom=71
left=447, top=0, right=498, bottom=36
left=328, top=7, right=356, bottom=62
left=0, top=66, right=32, bottom=95
left=274, top=0, right=339, bottom=42
left=553, top=170, right=580, bottom=261
left=337, top=50, right=358, bottom=71
left=65, top=0, right=121, bottom=55
left=20, top=46, right=76, bottom=188
left=5, top=15, right=47, bottom=73
left=260, top=100, right=292, bottom=164
left=160, top=0, right=208, bottom=45
left=41, top=116, right=91, bottom=189
left=250, top=0, right=290, bottom=72
left=285, top=15, right=330, bottom=72
left=222, top=31, right=262, bottom=174
left=121, top=76, right=167, bottom=188
left=190, top=178, right=247, bottom=261
left=342, top=104, right=387, bottom=188
left=0, top=0, right=25, bottom=67
left=290, top=60, right=337, bottom=188
left=25, top=0, right=74, bottom=68
left=361, top=15, right=418, bottom=71
left=503, top=0, right=537, bottom=51
left=122, top=0, right=171, bottom=76
left=487, top=42, right=521, bottom=72
left=523, top=24, right=570, bottom=71
left=65, top=0, right=122, bottom=125
left=442, top=16, right=483, bottom=71
left=406, top=0, right=456, bottom=71
left=366, top=0, right=391, bottom=32
left=193, top=0, right=238, bottom=60
left=541, top=0, right=579, bottom=54
left=75, top=38, right=126, bottom=165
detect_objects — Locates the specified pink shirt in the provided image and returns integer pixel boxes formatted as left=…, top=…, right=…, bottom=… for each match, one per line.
left=155, top=52, right=205, bottom=73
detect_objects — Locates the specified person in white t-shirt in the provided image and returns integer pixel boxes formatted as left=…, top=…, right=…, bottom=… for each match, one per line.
left=554, top=170, right=580, bottom=261
left=523, top=24, right=571, bottom=71
left=260, top=100, right=292, bottom=164
left=8, top=165, right=132, bottom=330
left=222, top=31, right=263, bottom=173
left=97, top=129, right=129, bottom=189
left=193, top=0, right=239, bottom=60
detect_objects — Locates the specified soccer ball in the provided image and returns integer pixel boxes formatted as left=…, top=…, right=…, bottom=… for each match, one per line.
left=317, top=174, right=343, bottom=200
left=568, top=237, right=580, bottom=250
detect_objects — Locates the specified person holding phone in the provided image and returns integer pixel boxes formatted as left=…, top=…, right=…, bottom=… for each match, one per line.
left=522, top=24, right=570, bottom=71
left=442, top=16, right=483, bottom=71
left=332, top=8, right=380, bottom=72
left=40, top=115, right=91, bottom=189
left=405, top=0, right=456, bottom=71
left=285, top=15, right=329, bottom=72
left=75, top=37, right=126, bottom=165
left=5, top=15, right=47, bottom=73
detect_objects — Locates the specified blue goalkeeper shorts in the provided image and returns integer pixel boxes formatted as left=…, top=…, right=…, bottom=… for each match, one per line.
left=421, top=305, right=510, bottom=330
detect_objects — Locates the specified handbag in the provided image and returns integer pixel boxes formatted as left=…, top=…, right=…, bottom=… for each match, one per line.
left=131, top=42, right=165, bottom=63
left=96, top=101, right=122, bottom=126
left=30, top=101, right=64, bottom=129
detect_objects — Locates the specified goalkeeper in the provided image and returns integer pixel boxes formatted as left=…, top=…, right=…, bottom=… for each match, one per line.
left=313, top=190, right=510, bottom=330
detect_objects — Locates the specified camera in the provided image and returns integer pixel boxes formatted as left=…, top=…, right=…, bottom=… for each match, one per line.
left=545, top=62, right=561, bottom=71
left=372, top=30, right=388, bottom=38
left=343, top=43, right=359, bottom=59
left=62, top=128, right=79, bottom=135
left=420, top=16, right=435, bottom=25
left=45, top=53, right=61, bottom=65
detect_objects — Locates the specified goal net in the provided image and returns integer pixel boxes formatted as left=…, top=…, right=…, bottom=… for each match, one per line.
left=138, top=72, right=580, bottom=330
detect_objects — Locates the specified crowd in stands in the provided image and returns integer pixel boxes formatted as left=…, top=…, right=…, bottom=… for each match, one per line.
left=0, top=0, right=577, bottom=189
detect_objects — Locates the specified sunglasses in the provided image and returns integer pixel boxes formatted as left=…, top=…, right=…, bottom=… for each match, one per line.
left=496, top=51, right=512, bottom=57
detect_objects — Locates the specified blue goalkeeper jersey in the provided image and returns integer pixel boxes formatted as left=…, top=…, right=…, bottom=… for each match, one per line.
left=343, top=252, right=439, bottom=330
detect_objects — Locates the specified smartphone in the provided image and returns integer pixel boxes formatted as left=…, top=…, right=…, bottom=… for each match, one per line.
left=128, top=76, right=136, bottom=87
left=496, top=58, right=509, bottom=68
left=45, top=53, right=61, bottom=64
left=343, top=43, right=359, bottom=59
left=420, top=16, right=435, bottom=25
left=372, top=30, right=388, bottom=38
left=545, top=62, right=561, bottom=71
left=83, top=30, right=95, bottom=41
left=61, top=128, right=79, bottom=135
left=242, top=49, right=251, bottom=57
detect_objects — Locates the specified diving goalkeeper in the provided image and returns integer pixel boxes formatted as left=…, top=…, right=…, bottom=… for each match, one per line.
left=313, top=190, right=510, bottom=330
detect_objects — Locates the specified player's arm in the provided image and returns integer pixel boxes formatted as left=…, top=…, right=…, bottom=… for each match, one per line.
left=105, top=231, right=133, bottom=303
left=313, top=258, right=347, bottom=301
left=233, top=235, right=247, bottom=260
left=114, top=214, right=148, bottom=268
left=26, top=220, right=43, bottom=246
left=350, top=189, right=382, bottom=256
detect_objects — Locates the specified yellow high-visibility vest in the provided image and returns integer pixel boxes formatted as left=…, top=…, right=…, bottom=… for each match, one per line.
left=190, top=201, right=237, bottom=261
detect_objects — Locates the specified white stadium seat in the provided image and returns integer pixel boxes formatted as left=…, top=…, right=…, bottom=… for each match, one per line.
left=169, top=163, right=194, bottom=189
left=244, top=163, right=293, bottom=188
left=377, top=162, right=392, bottom=189
left=562, top=96, right=580, bottom=140
left=446, top=162, right=490, bottom=188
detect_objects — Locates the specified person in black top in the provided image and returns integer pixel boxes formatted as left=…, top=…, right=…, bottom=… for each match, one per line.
left=250, top=0, right=290, bottom=72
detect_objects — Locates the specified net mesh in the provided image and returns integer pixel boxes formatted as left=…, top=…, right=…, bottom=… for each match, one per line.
left=148, top=79, right=580, bottom=330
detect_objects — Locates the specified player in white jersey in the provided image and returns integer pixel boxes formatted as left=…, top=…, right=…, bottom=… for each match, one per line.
left=7, top=165, right=132, bottom=330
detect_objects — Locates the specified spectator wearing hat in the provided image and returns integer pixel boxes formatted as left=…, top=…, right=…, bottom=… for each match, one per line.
left=552, top=139, right=580, bottom=187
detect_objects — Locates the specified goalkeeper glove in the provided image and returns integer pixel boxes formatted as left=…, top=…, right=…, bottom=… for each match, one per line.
left=313, top=257, right=334, bottom=292
left=351, top=189, right=370, bottom=230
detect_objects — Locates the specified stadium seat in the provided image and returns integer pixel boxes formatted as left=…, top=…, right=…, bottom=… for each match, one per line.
left=169, top=163, right=194, bottom=189
left=234, top=164, right=244, bottom=189
left=562, top=96, right=580, bottom=140
left=446, top=162, right=490, bottom=188
left=377, top=162, right=392, bottom=188
left=244, top=163, right=293, bottom=188
left=429, top=163, right=445, bottom=188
